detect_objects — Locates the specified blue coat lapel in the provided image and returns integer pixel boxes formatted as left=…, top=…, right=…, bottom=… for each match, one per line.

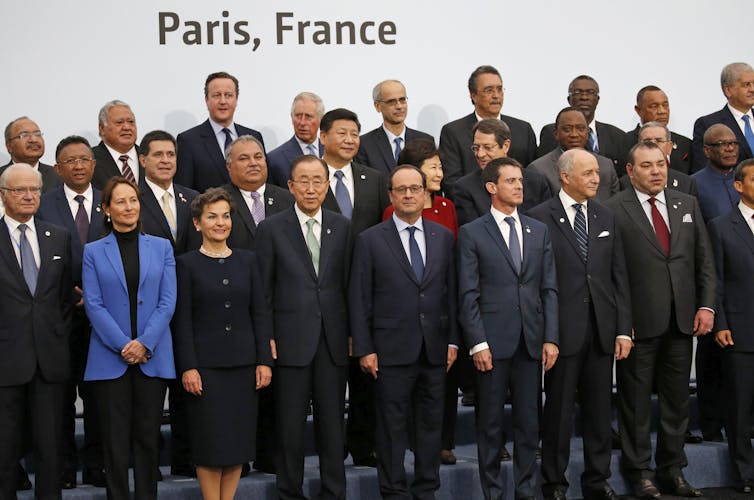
left=102, top=232, right=128, bottom=293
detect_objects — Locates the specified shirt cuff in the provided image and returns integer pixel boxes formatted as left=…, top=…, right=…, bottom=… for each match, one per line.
left=469, top=342, right=489, bottom=356
left=616, top=335, right=632, bottom=342
left=699, top=307, right=715, bottom=315
left=448, top=344, right=458, bottom=350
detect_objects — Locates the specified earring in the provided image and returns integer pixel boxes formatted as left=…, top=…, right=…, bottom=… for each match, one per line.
left=106, top=213, right=111, bottom=222
left=195, top=226, right=201, bottom=232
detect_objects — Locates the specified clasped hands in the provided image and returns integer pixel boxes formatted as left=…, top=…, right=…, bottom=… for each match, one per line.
left=121, top=340, right=148, bottom=365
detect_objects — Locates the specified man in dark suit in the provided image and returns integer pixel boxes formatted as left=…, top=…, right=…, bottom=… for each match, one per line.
left=0, top=163, right=74, bottom=500
left=708, top=159, right=754, bottom=493
left=538, top=75, right=625, bottom=171
left=529, top=107, right=619, bottom=201
left=267, top=92, right=325, bottom=187
left=37, top=136, right=106, bottom=489
left=91, top=100, right=143, bottom=190
left=454, top=119, right=551, bottom=226
left=528, top=149, right=632, bottom=500
left=692, top=62, right=754, bottom=172
left=622, top=86, right=692, bottom=174
left=176, top=71, right=266, bottom=193
left=256, top=155, right=351, bottom=500
left=458, top=157, right=558, bottom=500
left=355, top=80, right=434, bottom=175
left=605, top=141, right=716, bottom=499
left=2, top=116, right=61, bottom=193
left=439, top=65, right=537, bottom=195
left=351, top=165, right=457, bottom=499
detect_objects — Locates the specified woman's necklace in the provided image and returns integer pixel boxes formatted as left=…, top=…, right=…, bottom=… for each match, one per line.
left=199, top=245, right=231, bottom=258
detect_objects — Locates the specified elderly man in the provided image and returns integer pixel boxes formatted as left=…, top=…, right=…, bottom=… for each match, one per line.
left=91, top=100, right=143, bottom=189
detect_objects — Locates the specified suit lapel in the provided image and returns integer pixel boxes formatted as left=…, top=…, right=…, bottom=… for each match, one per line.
left=550, top=199, right=583, bottom=261
left=0, top=218, right=29, bottom=294
left=421, top=223, right=440, bottom=285
left=665, top=191, right=685, bottom=254
left=52, top=189, right=78, bottom=236
left=138, top=235, right=151, bottom=289
left=35, top=223, right=54, bottom=295
left=174, top=186, right=192, bottom=243
left=89, top=189, right=105, bottom=241
left=375, top=128, right=395, bottom=169
left=103, top=233, right=128, bottom=293
left=482, top=213, right=518, bottom=274
left=318, top=211, right=338, bottom=279
left=383, top=219, right=420, bottom=285
left=722, top=106, right=754, bottom=157
left=230, top=185, right=257, bottom=236
left=730, top=208, right=754, bottom=254
left=200, top=121, right=230, bottom=183
left=621, top=190, right=666, bottom=256
left=139, top=181, right=173, bottom=241
left=283, top=209, right=318, bottom=281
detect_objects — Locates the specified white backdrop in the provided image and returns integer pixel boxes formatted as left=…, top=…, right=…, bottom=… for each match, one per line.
left=1, top=0, right=752, bottom=166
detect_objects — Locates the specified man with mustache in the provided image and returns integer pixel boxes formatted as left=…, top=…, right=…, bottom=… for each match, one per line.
left=2, top=116, right=61, bottom=194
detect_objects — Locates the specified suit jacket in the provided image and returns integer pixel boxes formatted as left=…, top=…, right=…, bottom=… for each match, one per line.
left=321, top=161, right=389, bottom=235
left=37, top=185, right=105, bottom=284
left=605, top=189, right=716, bottom=339
left=458, top=212, right=558, bottom=360
left=267, top=136, right=325, bottom=187
left=138, top=180, right=201, bottom=255
left=708, top=207, right=754, bottom=352
left=691, top=105, right=754, bottom=172
left=0, top=161, right=61, bottom=194
left=438, top=112, right=538, bottom=189
left=355, top=126, right=434, bottom=175
left=538, top=121, right=625, bottom=172
left=223, top=182, right=293, bottom=251
left=622, top=125, right=692, bottom=174
left=82, top=232, right=177, bottom=381
left=175, top=119, right=266, bottom=192
left=454, top=167, right=552, bottom=226
left=90, top=142, right=144, bottom=191
left=0, top=218, right=73, bottom=386
left=528, top=198, right=631, bottom=356
left=527, top=148, right=619, bottom=202
left=619, top=168, right=697, bottom=196
left=256, top=207, right=352, bottom=367
left=350, top=217, right=457, bottom=366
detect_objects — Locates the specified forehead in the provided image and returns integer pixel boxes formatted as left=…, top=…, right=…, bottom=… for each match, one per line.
left=392, top=168, right=422, bottom=185
left=59, top=143, right=91, bottom=158
left=474, top=73, right=502, bottom=90
left=293, top=159, right=327, bottom=177
left=572, top=153, right=598, bottom=171
left=379, top=81, right=406, bottom=97
left=293, top=99, right=318, bottom=114
left=641, top=90, right=668, bottom=104
left=634, top=147, right=665, bottom=163
left=207, top=78, right=236, bottom=93
left=232, top=141, right=263, bottom=157
left=328, top=119, right=358, bottom=133
left=473, top=131, right=497, bottom=143
left=571, top=78, right=598, bottom=91
left=111, top=183, right=138, bottom=198
left=203, top=200, right=230, bottom=213
left=639, top=126, right=667, bottom=140
left=497, top=165, right=522, bottom=180
left=10, top=119, right=39, bottom=133
left=557, top=111, right=586, bottom=126
left=733, top=70, right=754, bottom=84
left=708, top=127, right=737, bottom=142
left=5, top=169, right=39, bottom=186
left=147, top=140, right=175, bottom=154
left=107, top=106, right=134, bottom=121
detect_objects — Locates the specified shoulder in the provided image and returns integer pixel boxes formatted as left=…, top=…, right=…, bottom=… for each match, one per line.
left=526, top=198, right=555, bottom=219
left=36, top=219, right=69, bottom=240
left=360, top=127, right=383, bottom=142
left=596, top=121, right=625, bottom=136
left=268, top=137, right=297, bottom=157
left=177, top=120, right=209, bottom=140
left=520, top=214, right=547, bottom=230
left=424, top=219, right=453, bottom=240
left=322, top=208, right=351, bottom=227
left=235, top=124, right=264, bottom=142
left=141, top=233, right=174, bottom=251
left=265, top=183, right=294, bottom=200
left=500, top=114, right=534, bottom=132
left=595, top=154, right=617, bottom=171
left=352, top=162, right=384, bottom=180
left=406, top=127, right=434, bottom=142
left=442, top=113, right=475, bottom=134
left=174, top=183, right=200, bottom=200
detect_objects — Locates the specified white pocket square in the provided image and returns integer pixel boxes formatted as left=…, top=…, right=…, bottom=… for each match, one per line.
left=597, top=230, right=610, bottom=238
left=682, top=214, right=693, bottom=223
left=52, top=255, right=62, bottom=261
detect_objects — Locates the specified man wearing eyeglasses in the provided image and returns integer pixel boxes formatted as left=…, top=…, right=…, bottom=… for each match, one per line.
left=355, top=80, right=434, bottom=175
left=2, top=116, right=61, bottom=195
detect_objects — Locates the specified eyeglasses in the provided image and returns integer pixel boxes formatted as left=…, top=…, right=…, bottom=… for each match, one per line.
left=478, top=86, right=504, bottom=96
left=471, top=144, right=499, bottom=154
left=1, top=187, right=42, bottom=197
left=643, top=138, right=673, bottom=145
left=59, top=157, right=94, bottom=167
left=9, top=131, right=43, bottom=141
left=705, top=141, right=739, bottom=149
left=390, top=185, right=424, bottom=195
left=569, top=89, right=599, bottom=97
left=291, top=179, right=327, bottom=189
left=377, top=97, right=407, bottom=107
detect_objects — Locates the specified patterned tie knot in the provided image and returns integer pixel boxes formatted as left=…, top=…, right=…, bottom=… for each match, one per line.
left=306, top=218, right=317, bottom=230
left=648, top=196, right=657, bottom=206
left=18, top=223, right=28, bottom=234
left=334, top=170, right=344, bottom=181
left=306, top=144, right=317, bottom=156
left=162, top=191, right=171, bottom=202
left=119, top=155, right=129, bottom=164
left=572, top=202, right=583, bottom=211
left=250, top=191, right=261, bottom=201
left=74, top=194, right=85, bottom=204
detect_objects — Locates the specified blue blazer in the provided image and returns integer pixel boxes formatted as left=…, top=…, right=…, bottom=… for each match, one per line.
left=82, top=232, right=177, bottom=381
left=458, top=211, right=558, bottom=360
left=267, top=136, right=324, bottom=187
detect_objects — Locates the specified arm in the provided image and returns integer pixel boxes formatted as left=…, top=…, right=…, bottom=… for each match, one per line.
left=173, top=257, right=198, bottom=373
left=349, top=234, right=375, bottom=358
left=707, top=220, right=733, bottom=348
left=136, top=240, right=177, bottom=352
left=540, top=228, right=559, bottom=369
left=692, top=199, right=717, bottom=335
left=175, top=133, right=195, bottom=189
left=249, top=252, right=274, bottom=366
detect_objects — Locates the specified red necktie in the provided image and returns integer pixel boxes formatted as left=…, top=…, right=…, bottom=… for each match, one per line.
left=648, top=196, right=670, bottom=255
left=119, top=155, right=136, bottom=183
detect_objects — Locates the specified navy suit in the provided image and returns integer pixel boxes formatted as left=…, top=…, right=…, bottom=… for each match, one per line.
left=692, top=106, right=754, bottom=172
left=90, top=142, right=144, bottom=191
left=139, top=180, right=201, bottom=256
left=0, top=161, right=61, bottom=194
left=355, top=125, right=434, bottom=175
left=267, top=136, right=324, bottom=187
left=538, top=121, right=625, bottom=173
left=458, top=211, right=558, bottom=499
left=176, top=120, right=265, bottom=193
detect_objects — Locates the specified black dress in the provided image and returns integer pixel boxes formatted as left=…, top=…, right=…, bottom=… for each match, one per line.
left=174, top=249, right=273, bottom=466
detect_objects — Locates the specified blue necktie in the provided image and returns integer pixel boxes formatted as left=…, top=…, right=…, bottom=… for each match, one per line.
left=588, top=128, right=599, bottom=153
left=306, top=143, right=317, bottom=157
left=742, top=115, right=754, bottom=155
left=333, top=170, right=352, bottom=219
left=407, top=226, right=424, bottom=282
left=572, top=203, right=588, bottom=261
left=18, top=224, right=38, bottom=294
left=504, top=217, right=521, bottom=273
left=393, top=137, right=403, bottom=163
left=222, top=128, right=233, bottom=157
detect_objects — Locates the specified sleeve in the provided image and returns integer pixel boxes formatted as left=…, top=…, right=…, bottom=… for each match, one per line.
left=540, top=227, right=559, bottom=346
left=707, top=220, right=728, bottom=332
left=348, top=233, right=376, bottom=357
left=137, top=240, right=177, bottom=352
left=693, top=199, right=718, bottom=311
left=457, top=225, right=487, bottom=349
left=249, top=252, right=274, bottom=366
left=173, top=256, right=198, bottom=373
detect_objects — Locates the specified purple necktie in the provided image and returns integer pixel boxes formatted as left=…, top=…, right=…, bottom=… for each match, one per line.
left=250, top=191, right=265, bottom=225
left=74, top=195, right=89, bottom=245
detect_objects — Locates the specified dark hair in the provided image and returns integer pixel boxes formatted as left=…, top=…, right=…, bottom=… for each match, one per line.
left=100, top=177, right=140, bottom=234
left=139, top=130, right=176, bottom=156
left=481, top=157, right=522, bottom=185
left=190, top=187, right=235, bottom=219
left=627, top=140, right=664, bottom=166
left=468, top=65, right=500, bottom=94
left=388, top=165, right=426, bottom=190
left=289, top=155, right=328, bottom=180
left=320, top=108, right=361, bottom=133
left=555, top=106, right=586, bottom=127
left=472, top=118, right=511, bottom=147
left=204, top=71, right=239, bottom=97
left=55, top=135, right=92, bottom=161
left=636, top=85, right=663, bottom=105
left=734, top=159, right=754, bottom=182
left=397, top=138, right=438, bottom=168
left=568, top=74, right=599, bottom=93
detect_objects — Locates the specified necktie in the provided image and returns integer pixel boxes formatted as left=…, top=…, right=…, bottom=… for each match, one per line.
left=161, top=191, right=177, bottom=240
left=648, top=196, right=670, bottom=255
left=74, top=194, right=89, bottom=245
left=742, top=115, right=754, bottom=155
left=333, top=171, right=353, bottom=219
left=587, top=128, right=599, bottom=154
left=407, top=226, right=424, bottom=282
left=572, top=203, right=588, bottom=261
left=18, top=224, right=38, bottom=294
left=393, top=137, right=403, bottom=163
left=505, top=216, right=521, bottom=273
left=305, top=218, right=320, bottom=276
left=118, top=155, right=135, bottom=183
left=306, top=143, right=317, bottom=157
left=250, top=191, right=265, bottom=225
left=222, top=128, right=233, bottom=157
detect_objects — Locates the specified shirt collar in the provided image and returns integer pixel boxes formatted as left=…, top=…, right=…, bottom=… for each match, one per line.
left=144, top=178, right=174, bottom=200
left=558, top=189, right=588, bottom=211
left=63, top=184, right=93, bottom=203
left=209, top=118, right=235, bottom=136
left=382, top=124, right=406, bottom=144
left=328, top=163, right=353, bottom=180
left=238, top=183, right=266, bottom=199
left=295, top=136, right=319, bottom=153
left=294, top=203, right=322, bottom=226
left=5, top=214, right=35, bottom=234
left=727, top=103, right=754, bottom=122
left=392, top=213, right=424, bottom=233
left=104, top=143, right=137, bottom=162
left=635, top=188, right=667, bottom=206
left=490, top=206, right=519, bottom=227
left=739, top=201, right=754, bottom=221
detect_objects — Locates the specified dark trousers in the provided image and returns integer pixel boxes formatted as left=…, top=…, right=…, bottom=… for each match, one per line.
left=441, top=352, right=473, bottom=450
left=617, top=328, right=692, bottom=481
left=254, top=381, right=276, bottom=467
left=476, top=340, right=540, bottom=500
left=723, top=350, right=754, bottom=486
left=346, top=359, right=375, bottom=460
left=167, top=379, right=192, bottom=469
left=275, top=334, right=347, bottom=500
left=375, top=353, right=445, bottom=500
left=93, top=365, right=167, bottom=500
left=695, top=334, right=725, bottom=436
left=0, top=371, right=65, bottom=500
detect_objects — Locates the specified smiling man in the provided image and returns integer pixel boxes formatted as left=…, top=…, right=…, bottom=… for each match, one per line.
left=91, top=101, right=143, bottom=190
left=2, top=116, right=61, bottom=194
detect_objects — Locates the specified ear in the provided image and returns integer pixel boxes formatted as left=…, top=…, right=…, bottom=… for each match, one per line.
left=484, top=181, right=496, bottom=196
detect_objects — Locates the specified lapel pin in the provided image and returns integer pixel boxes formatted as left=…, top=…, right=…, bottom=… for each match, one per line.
left=326, top=228, right=332, bottom=235
left=525, top=225, right=531, bottom=233
left=360, top=174, right=366, bottom=180
left=44, top=231, right=51, bottom=237
left=559, top=218, right=565, bottom=223
left=441, top=201, right=447, bottom=207
left=95, top=206, right=101, bottom=212
left=267, top=198, right=274, bottom=205
left=672, top=204, right=677, bottom=209
left=178, top=192, right=187, bottom=203
left=672, top=179, right=679, bottom=187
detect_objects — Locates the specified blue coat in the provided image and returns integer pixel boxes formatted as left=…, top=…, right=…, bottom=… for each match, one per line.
left=82, top=232, right=177, bottom=381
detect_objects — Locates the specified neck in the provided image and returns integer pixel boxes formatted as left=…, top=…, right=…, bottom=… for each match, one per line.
left=492, top=202, right=516, bottom=215
left=711, top=163, right=733, bottom=174
left=730, top=102, right=752, bottom=114
left=297, top=203, right=319, bottom=218
left=67, top=183, right=91, bottom=195
left=563, top=187, right=587, bottom=203
left=383, top=121, right=405, bottom=136
left=237, top=182, right=264, bottom=192
left=213, top=117, right=233, bottom=128
left=476, top=109, right=498, bottom=120
left=423, top=195, right=433, bottom=209
left=201, top=239, right=229, bottom=254
left=148, top=177, right=172, bottom=190
left=397, top=213, right=421, bottom=225
left=106, top=142, right=132, bottom=155
left=8, top=213, right=32, bottom=223
left=113, top=223, right=137, bottom=233
left=13, top=157, right=40, bottom=166
left=324, top=154, right=348, bottom=169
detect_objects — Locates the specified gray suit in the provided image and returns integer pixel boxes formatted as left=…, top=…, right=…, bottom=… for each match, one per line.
left=527, top=149, right=619, bottom=202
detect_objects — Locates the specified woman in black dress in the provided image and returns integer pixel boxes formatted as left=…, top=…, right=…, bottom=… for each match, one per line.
left=174, top=188, right=273, bottom=500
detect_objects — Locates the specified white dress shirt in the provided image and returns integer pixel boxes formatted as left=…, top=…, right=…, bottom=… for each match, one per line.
left=5, top=215, right=40, bottom=268
left=739, top=201, right=754, bottom=236
left=209, top=119, right=237, bottom=158
left=634, top=189, right=670, bottom=233
left=558, top=189, right=589, bottom=232
left=327, top=163, right=355, bottom=208
left=144, top=179, right=177, bottom=223
left=63, top=184, right=94, bottom=222
left=239, top=183, right=266, bottom=215
left=294, top=203, right=322, bottom=244
left=104, top=144, right=139, bottom=184
left=727, top=103, right=754, bottom=137
left=295, top=136, right=320, bottom=156
left=392, top=214, right=426, bottom=266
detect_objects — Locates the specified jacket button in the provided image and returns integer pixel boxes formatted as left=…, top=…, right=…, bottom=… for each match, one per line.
left=224, top=301, right=231, bottom=308
left=222, top=279, right=229, bottom=285
left=225, top=324, right=232, bottom=332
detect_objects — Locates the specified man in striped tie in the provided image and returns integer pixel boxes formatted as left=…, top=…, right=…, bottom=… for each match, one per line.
left=91, top=100, right=142, bottom=190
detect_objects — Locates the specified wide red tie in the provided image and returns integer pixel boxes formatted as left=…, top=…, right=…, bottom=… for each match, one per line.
left=648, top=196, right=670, bottom=255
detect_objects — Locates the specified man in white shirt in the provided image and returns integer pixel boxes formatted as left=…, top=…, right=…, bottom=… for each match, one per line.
left=91, top=100, right=142, bottom=190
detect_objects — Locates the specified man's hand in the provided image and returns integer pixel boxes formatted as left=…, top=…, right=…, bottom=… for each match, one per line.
left=182, top=369, right=202, bottom=396
left=715, top=329, right=734, bottom=348
left=348, top=337, right=353, bottom=357
left=446, top=346, right=458, bottom=372
left=360, top=353, right=379, bottom=380
left=256, top=365, right=272, bottom=389
left=472, top=348, right=493, bottom=372
left=615, top=337, right=633, bottom=360
left=542, top=342, right=559, bottom=371
left=270, top=339, right=277, bottom=360
left=74, top=286, right=84, bottom=307
left=693, top=309, right=714, bottom=337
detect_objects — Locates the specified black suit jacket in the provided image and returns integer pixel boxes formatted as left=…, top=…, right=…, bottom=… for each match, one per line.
left=619, top=169, right=697, bottom=197
left=528, top=198, right=631, bottom=356
left=0, top=217, right=73, bottom=386
left=267, top=136, right=324, bottom=187
left=321, top=162, right=389, bottom=235
left=90, top=142, right=143, bottom=190
left=355, top=126, right=434, bottom=175
left=139, top=180, right=201, bottom=256
left=453, top=167, right=552, bottom=226
left=175, top=119, right=266, bottom=192
left=257, top=207, right=352, bottom=367
left=691, top=105, right=754, bottom=173
left=439, top=112, right=537, bottom=190
left=622, top=125, right=692, bottom=174
left=0, top=162, right=61, bottom=194
left=223, top=182, right=294, bottom=250
left=538, top=121, right=625, bottom=172
left=527, top=148, right=619, bottom=202
left=605, top=188, right=716, bottom=339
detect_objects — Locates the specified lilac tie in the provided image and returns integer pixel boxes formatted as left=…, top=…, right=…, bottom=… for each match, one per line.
left=74, top=195, right=89, bottom=245
left=306, top=144, right=317, bottom=157
left=18, top=224, right=38, bottom=294
left=250, top=191, right=265, bottom=225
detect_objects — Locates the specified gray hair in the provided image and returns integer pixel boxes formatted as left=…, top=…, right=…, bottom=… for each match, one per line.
left=4, top=116, right=31, bottom=142
left=225, top=134, right=265, bottom=163
left=290, top=92, right=325, bottom=119
left=721, top=63, right=754, bottom=91
left=639, top=121, right=671, bottom=141
left=372, top=79, right=405, bottom=102
left=0, top=163, right=42, bottom=189
left=98, top=100, right=132, bottom=128
left=557, top=148, right=583, bottom=175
